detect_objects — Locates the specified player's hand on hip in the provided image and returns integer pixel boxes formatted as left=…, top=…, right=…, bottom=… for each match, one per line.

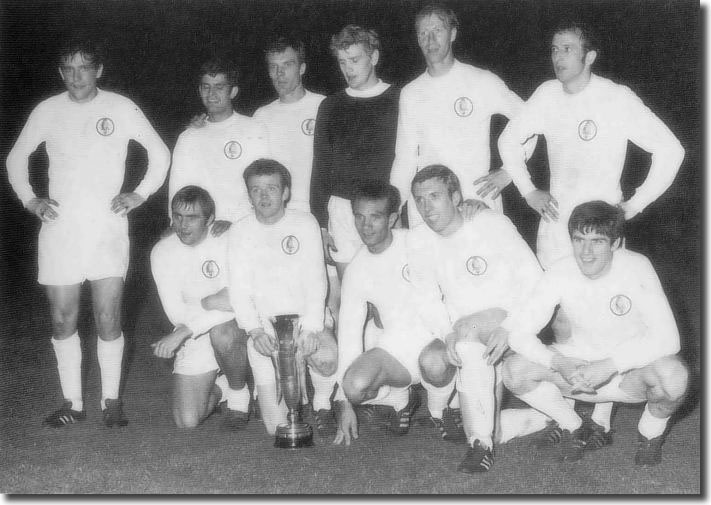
left=320, top=228, right=338, bottom=264
left=618, top=201, right=638, bottom=221
left=444, top=333, right=463, bottom=367
left=297, top=330, right=319, bottom=357
left=333, top=400, right=359, bottom=446
left=27, top=198, right=60, bottom=222
left=474, top=169, right=512, bottom=200
left=551, top=353, right=593, bottom=391
left=524, top=190, right=559, bottom=222
left=250, top=328, right=276, bottom=356
left=459, top=198, right=489, bottom=221
left=576, top=359, right=617, bottom=390
left=483, top=326, right=509, bottom=366
left=151, top=327, right=190, bottom=359
left=111, top=192, right=145, bottom=216
left=211, top=220, right=232, bottom=237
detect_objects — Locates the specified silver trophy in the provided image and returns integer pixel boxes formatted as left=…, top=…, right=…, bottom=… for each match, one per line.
left=271, top=314, right=313, bottom=449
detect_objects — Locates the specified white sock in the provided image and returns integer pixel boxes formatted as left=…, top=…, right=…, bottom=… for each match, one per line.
left=97, top=334, right=124, bottom=409
left=382, top=386, right=410, bottom=412
left=51, top=333, right=83, bottom=411
left=519, top=381, right=582, bottom=432
left=256, top=384, right=287, bottom=436
left=214, top=374, right=250, bottom=412
left=591, top=402, right=614, bottom=432
left=457, top=341, right=495, bottom=449
left=638, top=404, right=670, bottom=440
left=361, top=384, right=391, bottom=405
left=497, top=408, right=551, bottom=444
left=309, top=367, right=337, bottom=411
left=422, top=378, right=455, bottom=419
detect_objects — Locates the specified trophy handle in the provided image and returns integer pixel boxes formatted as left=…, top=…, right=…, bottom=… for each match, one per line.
left=272, top=351, right=283, bottom=405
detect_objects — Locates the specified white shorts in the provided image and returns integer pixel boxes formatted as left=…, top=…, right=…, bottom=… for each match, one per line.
left=327, top=196, right=363, bottom=264
left=370, top=326, right=429, bottom=385
left=173, top=335, right=219, bottom=376
left=38, top=209, right=129, bottom=285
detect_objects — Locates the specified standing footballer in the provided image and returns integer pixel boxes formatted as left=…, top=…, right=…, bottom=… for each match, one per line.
left=6, top=37, right=170, bottom=427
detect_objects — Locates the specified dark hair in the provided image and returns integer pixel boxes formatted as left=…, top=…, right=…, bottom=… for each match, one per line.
left=265, top=36, right=306, bottom=65
left=568, top=201, right=625, bottom=242
left=351, top=180, right=401, bottom=216
left=58, top=36, right=104, bottom=68
left=551, top=20, right=600, bottom=55
left=171, top=185, right=216, bottom=219
left=199, top=58, right=239, bottom=87
left=411, top=164, right=461, bottom=197
left=330, top=25, right=381, bottom=57
left=243, top=158, right=292, bottom=190
left=415, top=3, right=459, bottom=31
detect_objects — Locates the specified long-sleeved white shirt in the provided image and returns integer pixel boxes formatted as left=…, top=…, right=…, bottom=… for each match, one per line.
left=253, top=91, right=325, bottom=212
left=7, top=88, right=169, bottom=209
left=391, top=59, right=534, bottom=216
left=503, top=249, right=680, bottom=374
left=498, top=74, right=685, bottom=218
left=406, top=211, right=542, bottom=338
left=335, top=229, right=433, bottom=386
left=169, top=112, right=269, bottom=222
left=151, top=233, right=234, bottom=338
left=228, top=209, right=327, bottom=335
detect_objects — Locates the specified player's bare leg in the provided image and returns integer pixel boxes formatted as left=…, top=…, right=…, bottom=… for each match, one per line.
left=45, top=284, right=84, bottom=425
left=210, top=320, right=251, bottom=427
left=172, top=370, right=219, bottom=428
left=91, top=277, right=128, bottom=426
left=418, top=339, right=463, bottom=441
left=305, top=329, right=338, bottom=436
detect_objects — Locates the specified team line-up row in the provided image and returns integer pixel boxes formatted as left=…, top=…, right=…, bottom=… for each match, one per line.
left=6, top=4, right=687, bottom=474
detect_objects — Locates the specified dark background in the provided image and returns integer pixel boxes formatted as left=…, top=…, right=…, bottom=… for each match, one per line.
left=0, top=0, right=701, bottom=375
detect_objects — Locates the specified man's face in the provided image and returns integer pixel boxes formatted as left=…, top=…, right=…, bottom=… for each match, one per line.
left=571, top=229, right=618, bottom=279
left=199, top=73, right=237, bottom=117
left=416, top=14, right=457, bottom=66
left=551, top=30, right=590, bottom=86
left=353, top=197, right=396, bottom=252
left=172, top=202, right=213, bottom=246
left=267, top=48, right=305, bottom=98
left=412, top=178, right=460, bottom=234
left=58, top=52, right=103, bottom=103
left=247, top=173, right=289, bottom=221
left=336, top=43, right=378, bottom=90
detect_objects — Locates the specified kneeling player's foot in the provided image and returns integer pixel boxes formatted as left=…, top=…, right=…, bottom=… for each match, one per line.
left=559, top=426, right=586, bottom=462
left=314, top=409, right=337, bottom=437
left=43, top=401, right=86, bottom=428
left=535, top=422, right=564, bottom=448
left=440, top=407, right=466, bottom=443
left=582, top=417, right=613, bottom=450
left=102, top=399, right=129, bottom=428
left=457, top=440, right=494, bottom=473
left=386, top=389, right=421, bottom=436
left=222, top=408, right=250, bottom=431
left=634, top=433, right=664, bottom=467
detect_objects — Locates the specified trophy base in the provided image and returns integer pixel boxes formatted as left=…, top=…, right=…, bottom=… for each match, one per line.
left=274, top=422, right=314, bottom=449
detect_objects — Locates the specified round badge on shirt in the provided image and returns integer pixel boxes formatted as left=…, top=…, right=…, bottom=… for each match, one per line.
left=401, top=264, right=411, bottom=283
left=202, top=260, right=220, bottom=278
left=301, top=118, right=316, bottom=136
left=454, top=97, right=474, bottom=117
left=466, top=256, right=487, bottom=275
left=281, top=235, right=300, bottom=255
left=224, top=141, right=242, bottom=159
left=578, top=119, right=598, bottom=141
left=96, top=117, right=115, bottom=136
left=609, top=294, right=632, bottom=316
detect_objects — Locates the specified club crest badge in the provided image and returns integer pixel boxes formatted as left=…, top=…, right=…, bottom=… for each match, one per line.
left=401, top=264, right=411, bottom=283
left=454, top=97, right=473, bottom=117
left=96, top=117, right=115, bottom=136
left=578, top=119, right=597, bottom=141
left=281, top=235, right=300, bottom=255
left=202, top=260, right=220, bottom=279
left=609, top=294, right=632, bottom=316
left=224, top=141, right=242, bottom=159
left=301, top=118, right=316, bottom=136
left=466, top=256, right=487, bottom=276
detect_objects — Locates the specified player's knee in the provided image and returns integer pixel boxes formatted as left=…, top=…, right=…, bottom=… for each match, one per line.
left=419, top=348, right=454, bottom=387
left=50, top=306, right=79, bottom=335
left=502, top=354, right=535, bottom=394
left=650, top=355, right=689, bottom=403
left=209, top=322, right=245, bottom=354
left=342, top=370, right=369, bottom=405
left=308, top=346, right=338, bottom=377
left=96, top=309, right=121, bottom=337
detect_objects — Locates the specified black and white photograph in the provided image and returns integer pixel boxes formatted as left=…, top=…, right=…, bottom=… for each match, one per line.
left=0, top=0, right=701, bottom=494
